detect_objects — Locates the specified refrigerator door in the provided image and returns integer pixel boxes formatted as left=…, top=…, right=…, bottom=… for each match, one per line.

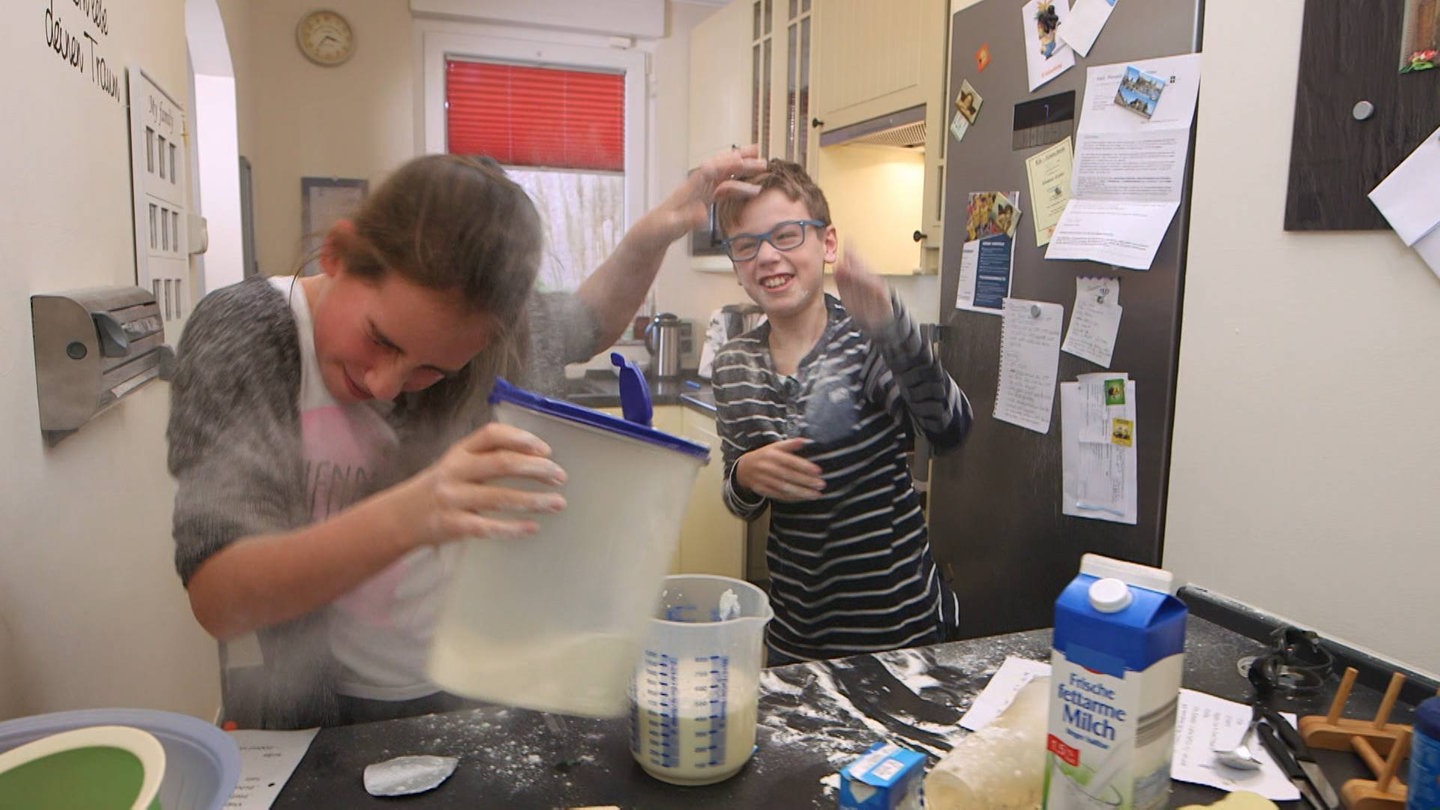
left=929, top=0, right=1203, bottom=639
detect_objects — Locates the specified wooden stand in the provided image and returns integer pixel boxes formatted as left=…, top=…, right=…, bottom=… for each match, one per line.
left=1339, top=728, right=1410, bottom=809
left=1299, top=668, right=1409, bottom=755
left=1299, top=666, right=1440, bottom=808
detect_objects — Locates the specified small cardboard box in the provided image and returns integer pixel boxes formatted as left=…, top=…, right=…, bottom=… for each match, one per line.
left=838, top=742, right=925, bottom=810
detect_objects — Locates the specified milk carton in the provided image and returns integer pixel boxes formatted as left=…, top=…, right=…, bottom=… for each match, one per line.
left=839, top=741, right=925, bottom=810
left=1043, top=554, right=1186, bottom=810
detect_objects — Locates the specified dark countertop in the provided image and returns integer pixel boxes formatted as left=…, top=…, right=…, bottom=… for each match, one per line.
left=271, top=611, right=1415, bottom=809
left=563, top=369, right=716, bottom=415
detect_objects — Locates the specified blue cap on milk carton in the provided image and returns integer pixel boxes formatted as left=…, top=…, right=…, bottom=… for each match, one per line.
left=838, top=741, right=925, bottom=810
left=1053, top=554, right=1186, bottom=677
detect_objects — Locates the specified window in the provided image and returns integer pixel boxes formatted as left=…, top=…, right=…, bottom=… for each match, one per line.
left=446, top=61, right=624, bottom=171
left=445, top=59, right=625, bottom=293
left=423, top=33, right=647, bottom=296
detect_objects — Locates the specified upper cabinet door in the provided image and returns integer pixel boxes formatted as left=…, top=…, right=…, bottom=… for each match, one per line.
left=776, top=0, right=817, bottom=170
left=689, top=0, right=753, bottom=168
left=812, top=0, right=934, bottom=131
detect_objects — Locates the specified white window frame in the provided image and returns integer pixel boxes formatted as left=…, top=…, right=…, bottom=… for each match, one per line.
left=420, top=31, right=649, bottom=231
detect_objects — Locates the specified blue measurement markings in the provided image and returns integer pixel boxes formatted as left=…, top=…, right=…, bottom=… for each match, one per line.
left=693, top=654, right=729, bottom=766
left=638, top=651, right=682, bottom=767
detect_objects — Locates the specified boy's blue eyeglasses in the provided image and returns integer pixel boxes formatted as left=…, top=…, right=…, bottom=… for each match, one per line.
left=722, top=219, right=827, bottom=262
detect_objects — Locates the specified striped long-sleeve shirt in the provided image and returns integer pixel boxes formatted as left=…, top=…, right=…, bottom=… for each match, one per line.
left=713, top=293, right=973, bottom=661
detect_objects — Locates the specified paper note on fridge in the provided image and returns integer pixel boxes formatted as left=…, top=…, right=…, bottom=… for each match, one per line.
left=1026, top=137, right=1075, bottom=247
left=995, top=298, right=1065, bottom=433
left=1071, top=53, right=1201, bottom=202
left=1058, top=0, right=1118, bottom=57
left=1062, top=276, right=1122, bottom=367
left=1046, top=200, right=1179, bottom=270
left=1368, top=123, right=1440, bottom=246
left=1046, top=53, right=1201, bottom=270
left=1022, top=0, right=1076, bottom=91
left=1060, top=374, right=1137, bottom=524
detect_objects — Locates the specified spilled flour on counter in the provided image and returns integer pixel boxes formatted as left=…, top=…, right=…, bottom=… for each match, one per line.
left=396, top=708, right=609, bottom=798
left=751, top=633, right=1053, bottom=774
left=875, top=648, right=943, bottom=692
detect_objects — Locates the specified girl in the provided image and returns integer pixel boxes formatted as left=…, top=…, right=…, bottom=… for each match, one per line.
left=168, top=147, right=762, bottom=729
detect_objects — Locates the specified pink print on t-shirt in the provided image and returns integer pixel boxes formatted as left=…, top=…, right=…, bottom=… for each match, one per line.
left=302, top=403, right=402, bottom=626
left=301, top=404, right=393, bottom=522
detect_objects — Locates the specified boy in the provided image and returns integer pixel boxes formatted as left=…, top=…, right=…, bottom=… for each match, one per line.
left=711, top=159, right=973, bottom=664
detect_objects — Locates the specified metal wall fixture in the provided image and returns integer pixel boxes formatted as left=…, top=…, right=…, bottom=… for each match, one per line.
left=31, top=286, right=174, bottom=445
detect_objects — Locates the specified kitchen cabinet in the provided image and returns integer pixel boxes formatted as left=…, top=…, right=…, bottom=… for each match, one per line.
left=811, top=0, right=939, bottom=132
left=689, top=0, right=816, bottom=171
left=687, top=0, right=947, bottom=274
left=759, top=0, right=817, bottom=169
left=597, top=404, right=744, bottom=579
left=811, top=0, right=948, bottom=275
left=688, top=0, right=752, bottom=168
left=676, top=406, right=746, bottom=579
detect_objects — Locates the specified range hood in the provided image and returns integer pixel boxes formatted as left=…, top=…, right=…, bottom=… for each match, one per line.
left=818, top=103, right=927, bottom=149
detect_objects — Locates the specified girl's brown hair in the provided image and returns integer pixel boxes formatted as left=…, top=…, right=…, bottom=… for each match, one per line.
left=715, top=158, right=831, bottom=236
left=326, top=154, right=544, bottom=433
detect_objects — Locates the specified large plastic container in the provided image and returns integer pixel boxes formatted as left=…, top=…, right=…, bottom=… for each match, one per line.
left=428, top=379, right=710, bottom=718
left=630, top=575, right=773, bottom=785
left=0, top=708, right=240, bottom=810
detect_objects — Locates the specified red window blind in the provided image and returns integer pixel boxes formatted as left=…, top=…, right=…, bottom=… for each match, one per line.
left=446, top=60, right=625, bottom=172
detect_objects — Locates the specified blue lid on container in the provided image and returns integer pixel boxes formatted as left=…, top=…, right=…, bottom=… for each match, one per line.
left=489, top=378, right=710, bottom=462
left=1416, top=695, right=1440, bottom=739
left=610, top=352, right=653, bottom=427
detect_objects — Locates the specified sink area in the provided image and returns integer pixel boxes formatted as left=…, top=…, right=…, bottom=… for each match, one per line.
left=562, top=376, right=616, bottom=397
left=557, top=372, right=717, bottom=414
left=560, top=375, right=621, bottom=407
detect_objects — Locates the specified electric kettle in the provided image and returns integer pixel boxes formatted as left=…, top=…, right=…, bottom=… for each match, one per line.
left=645, top=313, right=684, bottom=379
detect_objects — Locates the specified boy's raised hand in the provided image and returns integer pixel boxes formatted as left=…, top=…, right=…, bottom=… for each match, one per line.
left=834, top=246, right=895, bottom=334
left=736, top=438, right=826, bottom=502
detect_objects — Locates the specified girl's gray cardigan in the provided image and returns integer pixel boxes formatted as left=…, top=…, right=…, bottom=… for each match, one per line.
left=166, top=276, right=597, bottom=729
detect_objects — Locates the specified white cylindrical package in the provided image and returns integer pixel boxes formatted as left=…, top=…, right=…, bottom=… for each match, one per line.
left=925, top=676, right=1050, bottom=810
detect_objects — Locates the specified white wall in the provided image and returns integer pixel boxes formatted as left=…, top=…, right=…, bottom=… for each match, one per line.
left=193, top=73, right=243, bottom=291
left=1165, top=0, right=1440, bottom=676
left=189, top=0, right=243, bottom=294
left=0, top=0, right=219, bottom=720
left=227, top=0, right=417, bottom=279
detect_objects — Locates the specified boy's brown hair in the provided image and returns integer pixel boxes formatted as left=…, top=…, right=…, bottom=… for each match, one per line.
left=715, top=158, right=831, bottom=237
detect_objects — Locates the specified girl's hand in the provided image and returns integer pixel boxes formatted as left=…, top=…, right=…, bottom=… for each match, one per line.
left=833, top=247, right=895, bottom=334
left=736, top=438, right=826, bottom=502
left=401, top=422, right=568, bottom=546
left=652, top=144, right=767, bottom=240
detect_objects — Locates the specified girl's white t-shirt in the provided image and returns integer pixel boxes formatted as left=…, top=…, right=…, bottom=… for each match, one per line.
left=274, top=275, right=451, bottom=702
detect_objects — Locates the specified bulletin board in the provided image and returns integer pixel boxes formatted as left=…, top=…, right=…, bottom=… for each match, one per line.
left=929, top=0, right=1203, bottom=640
left=1284, top=0, right=1440, bottom=231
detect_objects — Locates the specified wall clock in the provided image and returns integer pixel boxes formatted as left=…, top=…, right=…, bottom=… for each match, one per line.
left=296, top=10, right=355, bottom=67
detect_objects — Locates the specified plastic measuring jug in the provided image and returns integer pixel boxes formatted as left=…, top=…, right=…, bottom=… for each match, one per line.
left=630, top=575, right=774, bottom=785
left=427, top=379, right=710, bottom=718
